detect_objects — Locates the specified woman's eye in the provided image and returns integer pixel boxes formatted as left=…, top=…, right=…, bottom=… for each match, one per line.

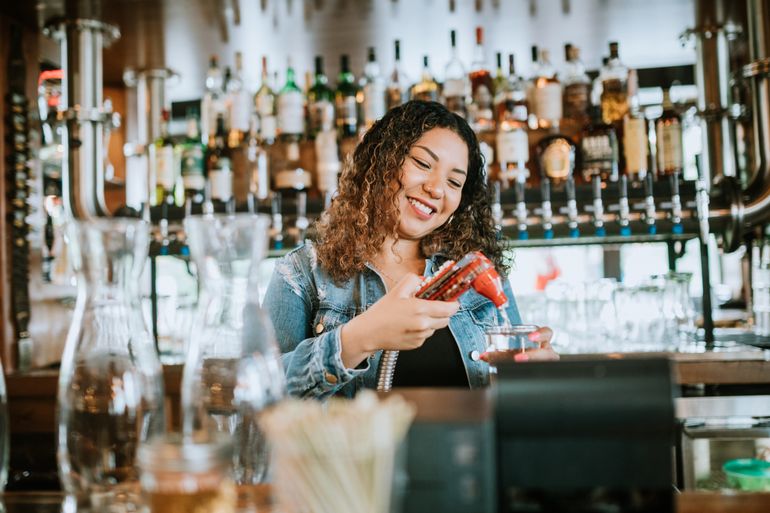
left=412, top=157, right=430, bottom=169
left=449, top=180, right=463, bottom=188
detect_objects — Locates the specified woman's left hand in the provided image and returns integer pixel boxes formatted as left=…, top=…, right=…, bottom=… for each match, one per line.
left=515, top=326, right=560, bottom=362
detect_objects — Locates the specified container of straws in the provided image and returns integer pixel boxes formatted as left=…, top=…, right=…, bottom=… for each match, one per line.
left=260, top=391, right=415, bottom=513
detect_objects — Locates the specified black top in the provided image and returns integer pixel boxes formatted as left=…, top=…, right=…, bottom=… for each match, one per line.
left=391, top=327, right=469, bottom=388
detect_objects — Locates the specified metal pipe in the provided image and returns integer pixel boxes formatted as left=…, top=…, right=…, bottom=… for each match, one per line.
left=693, top=0, right=738, bottom=187
left=44, top=18, right=120, bottom=219
left=744, top=0, right=770, bottom=194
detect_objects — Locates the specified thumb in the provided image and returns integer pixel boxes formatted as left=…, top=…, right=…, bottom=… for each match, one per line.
left=391, top=272, right=423, bottom=298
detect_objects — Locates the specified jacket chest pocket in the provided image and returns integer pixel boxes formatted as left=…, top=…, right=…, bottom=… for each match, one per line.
left=466, top=296, right=499, bottom=329
left=311, top=303, right=354, bottom=336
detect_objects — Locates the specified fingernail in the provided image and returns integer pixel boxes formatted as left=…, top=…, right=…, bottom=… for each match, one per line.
left=514, top=352, right=529, bottom=362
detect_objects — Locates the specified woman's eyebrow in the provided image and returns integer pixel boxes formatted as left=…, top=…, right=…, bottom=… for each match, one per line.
left=414, top=145, right=439, bottom=162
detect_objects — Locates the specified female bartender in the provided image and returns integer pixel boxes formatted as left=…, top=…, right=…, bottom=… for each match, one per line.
left=264, top=101, right=558, bottom=399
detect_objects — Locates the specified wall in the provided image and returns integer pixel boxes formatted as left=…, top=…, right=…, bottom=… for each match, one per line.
left=161, top=0, right=697, bottom=103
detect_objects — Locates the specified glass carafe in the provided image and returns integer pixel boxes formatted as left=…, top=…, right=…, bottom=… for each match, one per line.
left=57, top=218, right=165, bottom=511
left=181, top=213, right=285, bottom=486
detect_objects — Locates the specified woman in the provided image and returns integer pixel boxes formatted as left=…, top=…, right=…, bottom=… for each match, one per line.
left=264, top=101, right=558, bottom=399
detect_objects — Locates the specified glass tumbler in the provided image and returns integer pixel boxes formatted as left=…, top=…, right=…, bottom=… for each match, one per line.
left=138, top=433, right=235, bottom=513
left=482, top=324, right=541, bottom=372
left=181, top=214, right=285, bottom=487
left=57, top=218, right=166, bottom=511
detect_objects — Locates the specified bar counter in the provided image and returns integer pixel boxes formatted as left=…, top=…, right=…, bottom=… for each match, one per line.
left=2, top=489, right=770, bottom=513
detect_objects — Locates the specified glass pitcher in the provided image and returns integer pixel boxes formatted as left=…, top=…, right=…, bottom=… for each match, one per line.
left=57, top=218, right=165, bottom=511
left=181, top=213, right=285, bottom=486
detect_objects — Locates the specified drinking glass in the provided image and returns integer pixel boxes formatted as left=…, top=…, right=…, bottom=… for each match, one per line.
left=482, top=324, right=541, bottom=372
left=181, top=214, right=285, bottom=487
left=57, top=218, right=165, bottom=511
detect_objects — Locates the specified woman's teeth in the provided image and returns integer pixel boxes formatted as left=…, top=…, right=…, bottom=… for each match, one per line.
left=409, top=198, right=434, bottom=215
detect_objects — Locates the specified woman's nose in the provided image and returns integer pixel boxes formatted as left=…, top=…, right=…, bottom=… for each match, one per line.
left=425, top=180, right=444, bottom=198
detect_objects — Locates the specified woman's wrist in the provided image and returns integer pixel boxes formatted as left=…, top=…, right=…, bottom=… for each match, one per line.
left=339, top=316, right=376, bottom=369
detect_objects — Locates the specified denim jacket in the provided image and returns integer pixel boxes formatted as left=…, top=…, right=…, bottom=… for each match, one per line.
left=263, top=242, right=521, bottom=399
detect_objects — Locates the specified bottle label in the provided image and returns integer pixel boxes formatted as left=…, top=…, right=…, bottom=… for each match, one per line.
left=386, top=87, right=404, bottom=110
left=541, top=138, right=572, bottom=181
left=231, top=91, right=251, bottom=133
left=315, top=130, right=341, bottom=191
left=260, top=115, right=277, bottom=140
left=496, top=129, right=529, bottom=166
left=532, top=83, right=562, bottom=124
left=563, top=82, right=590, bottom=121
left=337, top=95, right=359, bottom=128
left=277, top=91, right=305, bottom=136
left=256, top=94, right=274, bottom=116
left=443, top=78, right=467, bottom=97
left=363, top=82, right=386, bottom=125
left=310, top=100, right=335, bottom=134
left=657, top=121, right=683, bottom=172
left=623, top=117, right=649, bottom=177
left=581, top=134, right=617, bottom=180
left=156, top=145, right=175, bottom=189
left=209, top=159, right=233, bottom=200
left=181, top=145, right=205, bottom=190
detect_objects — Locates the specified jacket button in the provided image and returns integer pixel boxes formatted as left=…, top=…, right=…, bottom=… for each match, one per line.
left=469, top=350, right=481, bottom=362
left=315, top=323, right=325, bottom=334
left=324, top=371, right=338, bottom=384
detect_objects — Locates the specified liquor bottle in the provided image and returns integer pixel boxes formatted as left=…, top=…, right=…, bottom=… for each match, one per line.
left=469, top=26, right=495, bottom=132
left=655, top=88, right=683, bottom=177
left=622, top=69, right=649, bottom=184
left=227, top=51, right=251, bottom=137
left=315, top=123, right=341, bottom=208
left=335, top=54, right=361, bottom=138
left=580, top=105, right=619, bottom=183
left=201, top=55, right=224, bottom=143
left=561, top=44, right=591, bottom=126
left=277, top=58, right=305, bottom=141
left=599, top=41, right=629, bottom=125
left=361, top=47, right=386, bottom=129
left=206, top=113, right=234, bottom=213
left=528, top=48, right=562, bottom=130
left=386, top=40, right=408, bottom=110
left=537, top=133, right=576, bottom=187
left=150, top=109, right=176, bottom=207
left=495, top=54, right=529, bottom=189
left=246, top=114, right=270, bottom=213
left=255, top=56, right=277, bottom=144
left=443, top=29, right=469, bottom=118
left=180, top=111, right=206, bottom=214
left=307, top=55, right=334, bottom=139
left=493, top=52, right=507, bottom=100
left=410, top=56, right=440, bottom=102
left=274, top=141, right=312, bottom=192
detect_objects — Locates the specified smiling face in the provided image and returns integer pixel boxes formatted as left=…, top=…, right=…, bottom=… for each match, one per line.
left=395, top=127, right=469, bottom=242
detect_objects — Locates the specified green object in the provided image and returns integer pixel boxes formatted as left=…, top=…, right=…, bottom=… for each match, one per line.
left=723, top=459, right=770, bottom=491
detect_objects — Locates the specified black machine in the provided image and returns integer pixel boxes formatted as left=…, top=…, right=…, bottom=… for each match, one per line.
left=401, top=357, right=677, bottom=513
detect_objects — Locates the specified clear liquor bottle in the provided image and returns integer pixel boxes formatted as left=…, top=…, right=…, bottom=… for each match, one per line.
left=202, top=55, right=224, bottom=143
left=443, top=29, right=469, bottom=118
left=227, top=51, right=251, bottom=138
left=410, top=55, right=440, bottom=102
left=335, top=54, right=361, bottom=138
left=254, top=56, right=277, bottom=144
left=494, top=54, right=528, bottom=129
left=277, top=58, right=305, bottom=141
left=386, top=40, right=409, bottom=110
left=361, top=47, right=386, bottom=129
left=493, top=52, right=507, bottom=100
left=179, top=111, right=207, bottom=213
left=622, top=69, right=650, bottom=183
left=528, top=48, right=562, bottom=130
left=206, top=114, right=234, bottom=213
left=561, top=44, right=591, bottom=126
left=307, top=55, right=335, bottom=139
left=495, top=54, right=530, bottom=188
left=469, top=26, right=494, bottom=132
left=599, top=41, right=629, bottom=125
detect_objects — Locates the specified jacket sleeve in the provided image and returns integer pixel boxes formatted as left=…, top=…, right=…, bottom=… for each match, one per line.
left=263, top=252, right=370, bottom=399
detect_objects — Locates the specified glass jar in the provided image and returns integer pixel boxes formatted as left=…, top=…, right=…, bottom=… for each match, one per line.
left=138, top=433, right=235, bottom=513
left=181, top=214, right=285, bottom=486
left=57, top=218, right=166, bottom=511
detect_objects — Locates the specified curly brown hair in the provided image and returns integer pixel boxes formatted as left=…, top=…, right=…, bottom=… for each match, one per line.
left=315, top=100, right=509, bottom=282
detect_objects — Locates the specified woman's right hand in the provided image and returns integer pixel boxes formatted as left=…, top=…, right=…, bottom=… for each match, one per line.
left=339, top=273, right=460, bottom=368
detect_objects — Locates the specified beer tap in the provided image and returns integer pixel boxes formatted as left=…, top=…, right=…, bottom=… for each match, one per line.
left=491, top=181, right=503, bottom=234
left=270, top=193, right=284, bottom=250
left=540, top=178, right=554, bottom=239
left=643, top=172, right=657, bottom=234
left=655, top=87, right=684, bottom=235
left=566, top=176, right=580, bottom=238
left=295, top=190, right=309, bottom=246
left=590, top=175, right=605, bottom=237
left=669, top=173, right=684, bottom=234
left=514, top=173, right=529, bottom=240
left=617, top=174, right=631, bottom=236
